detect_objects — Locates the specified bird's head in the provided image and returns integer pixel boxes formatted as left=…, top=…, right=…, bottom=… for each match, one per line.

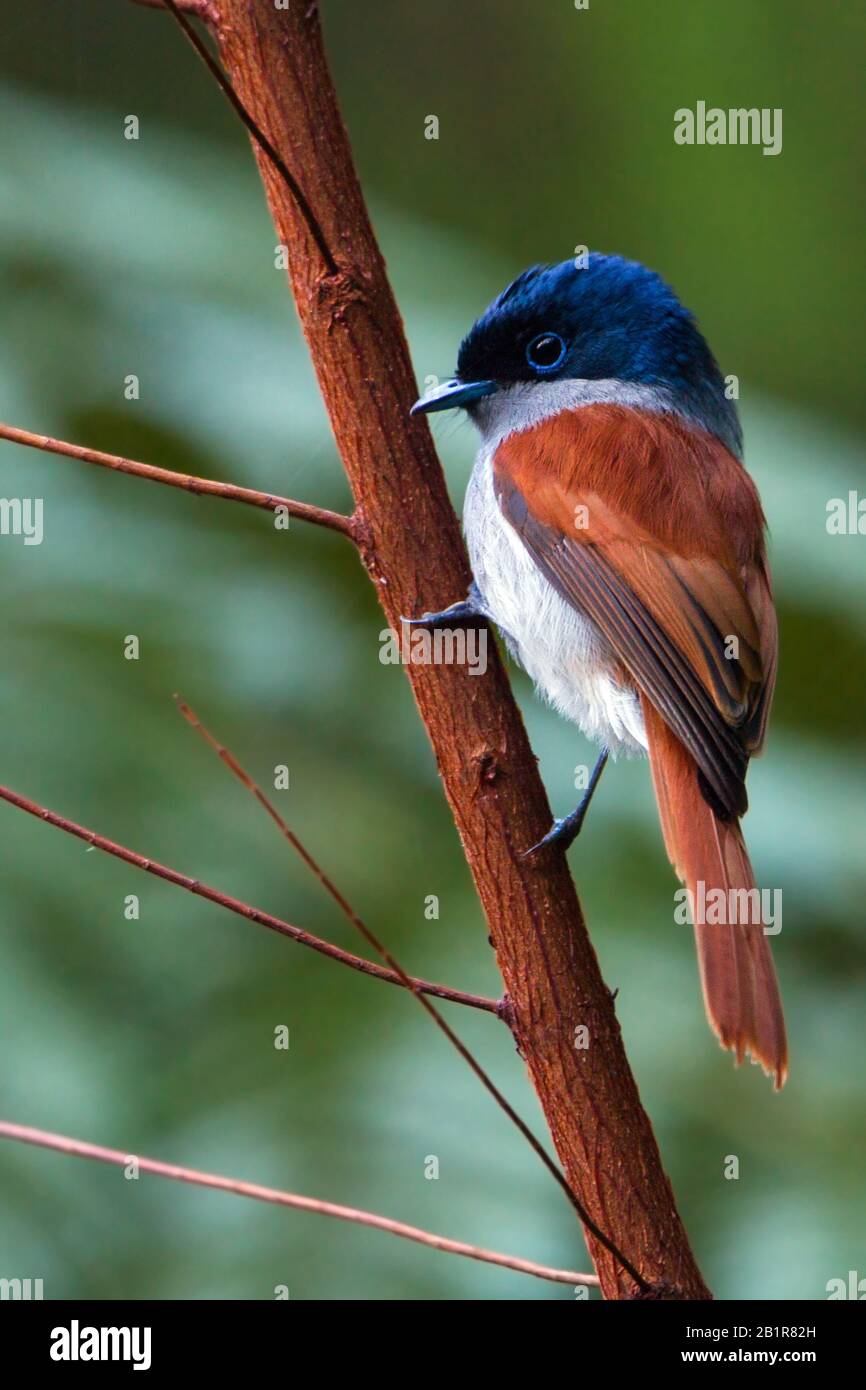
left=412, top=253, right=740, bottom=454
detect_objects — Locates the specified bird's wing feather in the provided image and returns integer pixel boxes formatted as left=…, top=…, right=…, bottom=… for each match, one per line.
left=492, top=405, right=777, bottom=819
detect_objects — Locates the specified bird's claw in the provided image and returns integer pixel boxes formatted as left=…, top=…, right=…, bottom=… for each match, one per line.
left=523, top=811, right=585, bottom=859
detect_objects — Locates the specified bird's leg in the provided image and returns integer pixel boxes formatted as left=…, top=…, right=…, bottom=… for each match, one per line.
left=524, top=748, right=609, bottom=857
left=402, top=582, right=486, bottom=629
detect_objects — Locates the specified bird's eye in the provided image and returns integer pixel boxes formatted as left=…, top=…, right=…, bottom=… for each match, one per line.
left=525, top=332, right=567, bottom=373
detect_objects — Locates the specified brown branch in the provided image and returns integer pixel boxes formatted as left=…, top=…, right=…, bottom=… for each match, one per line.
left=175, top=698, right=646, bottom=1283
left=187, top=2, right=712, bottom=1299
left=0, top=782, right=496, bottom=1014
left=0, top=421, right=354, bottom=538
left=0, top=1122, right=598, bottom=1290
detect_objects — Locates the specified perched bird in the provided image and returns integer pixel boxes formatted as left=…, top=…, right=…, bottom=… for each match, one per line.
left=411, top=253, right=786, bottom=1086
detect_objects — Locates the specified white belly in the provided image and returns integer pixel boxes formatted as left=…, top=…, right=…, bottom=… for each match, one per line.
left=463, top=446, right=647, bottom=757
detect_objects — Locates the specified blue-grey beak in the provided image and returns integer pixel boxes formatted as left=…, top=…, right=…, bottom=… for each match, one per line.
left=411, top=378, right=499, bottom=415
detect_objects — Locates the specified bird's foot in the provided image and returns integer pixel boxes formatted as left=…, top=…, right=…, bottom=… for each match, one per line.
left=523, top=806, right=588, bottom=858
left=401, top=585, right=485, bottom=630
left=523, top=749, right=609, bottom=858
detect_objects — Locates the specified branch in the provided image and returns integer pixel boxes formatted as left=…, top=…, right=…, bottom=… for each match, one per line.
left=162, top=0, right=336, bottom=273
left=0, top=782, right=496, bottom=1015
left=177, top=695, right=391, bottom=928
left=188, top=2, right=711, bottom=1298
left=175, top=699, right=647, bottom=1284
left=0, top=1122, right=598, bottom=1290
left=0, top=421, right=354, bottom=538
left=132, top=0, right=215, bottom=17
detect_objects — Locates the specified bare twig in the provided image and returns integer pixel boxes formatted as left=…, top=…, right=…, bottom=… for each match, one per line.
left=0, top=421, right=354, bottom=538
left=177, top=695, right=367, bottom=914
left=0, top=782, right=496, bottom=1014
left=133, top=0, right=212, bottom=16
left=174, top=698, right=650, bottom=1289
left=160, top=0, right=337, bottom=274
left=0, top=1121, right=598, bottom=1289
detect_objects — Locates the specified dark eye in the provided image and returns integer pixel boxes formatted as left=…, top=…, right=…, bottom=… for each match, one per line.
left=525, top=332, right=566, bottom=373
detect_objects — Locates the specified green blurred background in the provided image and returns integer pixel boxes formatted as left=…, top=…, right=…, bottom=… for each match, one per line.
left=0, top=0, right=863, bottom=1301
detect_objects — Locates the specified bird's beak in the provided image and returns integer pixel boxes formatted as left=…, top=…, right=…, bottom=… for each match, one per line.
left=411, top=378, right=499, bottom=415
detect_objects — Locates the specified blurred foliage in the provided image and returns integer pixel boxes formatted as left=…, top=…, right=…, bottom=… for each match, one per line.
left=0, top=1, right=863, bottom=1300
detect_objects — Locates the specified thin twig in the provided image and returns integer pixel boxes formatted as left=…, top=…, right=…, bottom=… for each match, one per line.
left=160, top=0, right=338, bottom=275
left=177, top=695, right=397, bottom=939
left=0, top=782, right=496, bottom=1014
left=133, top=0, right=213, bottom=17
left=0, top=421, right=354, bottom=537
left=175, top=700, right=649, bottom=1290
left=0, top=1121, right=598, bottom=1289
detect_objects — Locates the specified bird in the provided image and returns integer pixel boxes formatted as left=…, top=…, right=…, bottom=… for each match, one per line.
left=410, top=253, right=786, bottom=1087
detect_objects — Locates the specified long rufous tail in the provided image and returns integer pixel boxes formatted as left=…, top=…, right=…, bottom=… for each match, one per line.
left=641, top=697, right=787, bottom=1087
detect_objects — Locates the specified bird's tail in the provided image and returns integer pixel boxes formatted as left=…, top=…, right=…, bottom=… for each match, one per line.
left=641, top=696, right=787, bottom=1088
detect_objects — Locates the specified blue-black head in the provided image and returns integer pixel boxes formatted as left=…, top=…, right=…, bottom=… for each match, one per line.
left=412, top=254, right=741, bottom=454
